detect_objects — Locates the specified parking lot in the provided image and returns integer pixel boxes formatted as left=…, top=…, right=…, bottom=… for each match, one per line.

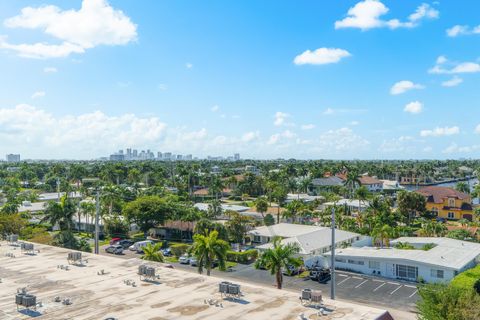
left=100, top=244, right=418, bottom=314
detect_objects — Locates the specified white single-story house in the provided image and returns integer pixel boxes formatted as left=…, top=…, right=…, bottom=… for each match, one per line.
left=249, top=223, right=366, bottom=258
left=325, top=237, right=480, bottom=283
left=286, top=193, right=324, bottom=203
left=18, top=201, right=47, bottom=213
left=38, top=191, right=82, bottom=201
left=320, top=199, right=369, bottom=213
left=194, top=203, right=250, bottom=213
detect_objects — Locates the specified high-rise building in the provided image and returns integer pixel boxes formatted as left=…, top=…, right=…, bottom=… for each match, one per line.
left=6, top=154, right=20, bottom=162
left=234, top=153, right=240, bottom=161
left=133, top=149, right=138, bottom=158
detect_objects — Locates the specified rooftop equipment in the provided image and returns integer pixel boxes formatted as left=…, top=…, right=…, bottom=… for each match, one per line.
left=138, top=265, right=158, bottom=281
left=67, top=252, right=87, bottom=266
left=219, top=281, right=242, bottom=299
left=15, top=288, right=39, bottom=311
left=299, top=288, right=323, bottom=307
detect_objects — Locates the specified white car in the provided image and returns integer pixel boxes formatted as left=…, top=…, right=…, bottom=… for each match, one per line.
left=129, top=240, right=154, bottom=253
left=179, top=255, right=191, bottom=264
left=105, top=244, right=124, bottom=255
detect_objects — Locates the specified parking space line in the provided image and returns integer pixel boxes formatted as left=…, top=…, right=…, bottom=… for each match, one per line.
left=387, top=282, right=400, bottom=285
left=408, top=290, right=418, bottom=298
left=355, top=280, right=368, bottom=288
left=373, top=283, right=386, bottom=292
left=352, top=276, right=363, bottom=280
left=405, top=285, right=417, bottom=289
left=372, top=279, right=384, bottom=283
left=337, top=274, right=348, bottom=278
left=390, top=285, right=402, bottom=295
left=337, top=277, right=351, bottom=285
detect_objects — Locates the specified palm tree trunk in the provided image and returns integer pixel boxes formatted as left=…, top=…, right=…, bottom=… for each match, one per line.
left=276, top=270, right=283, bottom=289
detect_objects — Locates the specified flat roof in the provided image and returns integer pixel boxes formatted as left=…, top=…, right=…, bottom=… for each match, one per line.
left=0, top=241, right=389, bottom=320
left=327, top=237, right=480, bottom=270
left=257, top=228, right=361, bottom=255
left=248, top=223, right=323, bottom=238
left=194, top=203, right=250, bottom=212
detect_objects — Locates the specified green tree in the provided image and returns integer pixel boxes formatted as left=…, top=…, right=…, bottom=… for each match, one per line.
left=0, top=213, right=26, bottom=237
left=123, top=196, right=170, bottom=237
left=104, top=215, right=130, bottom=238
left=225, top=212, right=254, bottom=244
left=141, top=242, right=165, bottom=262
left=254, top=237, right=302, bottom=289
left=190, top=230, right=229, bottom=276
left=41, top=195, right=76, bottom=231
left=255, top=197, right=269, bottom=218
left=456, top=182, right=470, bottom=194
left=344, top=170, right=361, bottom=199
left=264, top=214, right=275, bottom=226
left=397, top=191, right=426, bottom=225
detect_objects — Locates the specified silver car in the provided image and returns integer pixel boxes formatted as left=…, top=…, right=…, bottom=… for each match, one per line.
left=105, top=244, right=124, bottom=255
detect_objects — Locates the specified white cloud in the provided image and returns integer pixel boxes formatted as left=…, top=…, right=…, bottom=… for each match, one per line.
left=1, top=0, right=137, bottom=58
left=301, top=124, right=315, bottom=130
left=390, top=80, right=424, bottom=95
left=241, top=131, right=260, bottom=142
left=446, top=24, right=480, bottom=37
left=443, top=143, right=480, bottom=154
left=429, top=56, right=480, bottom=74
left=323, top=108, right=335, bottom=115
left=158, top=84, right=167, bottom=91
left=334, top=0, right=438, bottom=31
left=31, top=91, right=45, bottom=99
left=420, top=126, right=460, bottom=137
left=267, top=130, right=296, bottom=145
left=441, top=76, right=463, bottom=87
left=315, top=127, right=370, bottom=151
left=294, top=48, right=351, bottom=65
left=43, top=66, right=58, bottom=73
left=349, top=121, right=360, bottom=126
left=211, top=105, right=220, bottom=112
left=404, top=101, right=423, bottom=114
left=185, top=63, right=193, bottom=69
left=475, top=124, right=480, bottom=134
left=273, top=111, right=290, bottom=126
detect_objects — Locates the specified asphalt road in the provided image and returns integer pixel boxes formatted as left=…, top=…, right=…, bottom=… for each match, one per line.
left=100, top=245, right=417, bottom=319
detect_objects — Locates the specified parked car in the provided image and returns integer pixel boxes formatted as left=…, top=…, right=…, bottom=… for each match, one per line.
left=283, top=264, right=300, bottom=276
left=309, top=267, right=331, bottom=283
left=105, top=244, right=124, bottom=255
left=161, top=248, right=172, bottom=257
left=109, top=237, right=122, bottom=245
left=179, top=254, right=191, bottom=264
left=117, top=239, right=134, bottom=249
left=129, top=240, right=154, bottom=253
left=189, top=257, right=198, bottom=266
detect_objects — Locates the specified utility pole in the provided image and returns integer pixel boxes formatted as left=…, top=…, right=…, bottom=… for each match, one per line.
left=56, top=178, right=60, bottom=202
left=330, top=207, right=336, bottom=300
left=94, top=189, right=100, bottom=254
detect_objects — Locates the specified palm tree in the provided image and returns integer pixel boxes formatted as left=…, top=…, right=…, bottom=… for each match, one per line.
left=41, top=195, right=76, bottom=231
left=456, top=182, right=470, bottom=194
left=79, top=201, right=95, bottom=232
left=190, top=230, right=229, bottom=276
left=141, top=242, right=165, bottom=262
left=254, top=237, right=302, bottom=289
left=355, top=186, right=370, bottom=211
left=344, top=170, right=361, bottom=199
left=372, top=224, right=394, bottom=248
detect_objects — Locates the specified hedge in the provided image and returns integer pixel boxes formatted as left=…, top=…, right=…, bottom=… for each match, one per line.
left=170, top=243, right=190, bottom=257
left=451, top=265, right=480, bottom=289
left=226, top=249, right=258, bottom=264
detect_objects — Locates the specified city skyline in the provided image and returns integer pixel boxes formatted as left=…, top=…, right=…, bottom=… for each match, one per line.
left=0, top=1, right=479, bottom=160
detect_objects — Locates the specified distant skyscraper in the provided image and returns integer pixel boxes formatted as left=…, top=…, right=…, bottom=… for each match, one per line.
left=6, top=154, right=20, bottom=162
left=133, top=149, right=138, bottom=158
left=157, top=152, right=163, bottom=160
left=234, top=153, right=240, bottom=161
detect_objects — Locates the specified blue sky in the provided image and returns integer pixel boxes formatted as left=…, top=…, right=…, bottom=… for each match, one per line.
left=0, top=0, right=479, bottom=160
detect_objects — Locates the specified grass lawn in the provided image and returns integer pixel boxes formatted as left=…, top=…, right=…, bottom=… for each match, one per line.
left=165, top=256, right=179, bottom=263
left=295, top=270, right=310, bottom=279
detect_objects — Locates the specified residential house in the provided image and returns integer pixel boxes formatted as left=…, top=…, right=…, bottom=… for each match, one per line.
left=326, top=237, right=480, bottom=283
left=308, top=176, right=344, bottom=195
left=415, top=186, right=474, bottom=221
left=249, top=223, right=365, bottom=258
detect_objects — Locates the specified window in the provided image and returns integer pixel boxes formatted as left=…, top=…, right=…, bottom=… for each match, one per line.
left=253, top=236, right=261, bottom=243
left=395, top=264, right=418, bottom=280
left=369, top=261, right=380, bottom=270
left=335, top=258, right=346, bottom=263
left=448, top=198, right=455, bottom=207
left=431, top=269, right=444, bottom=279
left=448, top=212, right=455, bottom=219
left=348, top=259, right=365, bottom=265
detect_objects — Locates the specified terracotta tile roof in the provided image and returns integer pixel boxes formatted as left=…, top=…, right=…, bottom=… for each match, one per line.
left=416, top=186, right=470, bottom=204
left=359, top=176, right=382, bottom=185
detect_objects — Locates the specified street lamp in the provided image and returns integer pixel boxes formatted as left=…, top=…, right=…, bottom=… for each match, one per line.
left=330, top=207, right=336, bottom=300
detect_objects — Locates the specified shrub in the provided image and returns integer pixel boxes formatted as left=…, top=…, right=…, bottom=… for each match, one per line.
left=226, top=249, right=258, bottom=264
left=170, top=243, right=190, bottom=257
